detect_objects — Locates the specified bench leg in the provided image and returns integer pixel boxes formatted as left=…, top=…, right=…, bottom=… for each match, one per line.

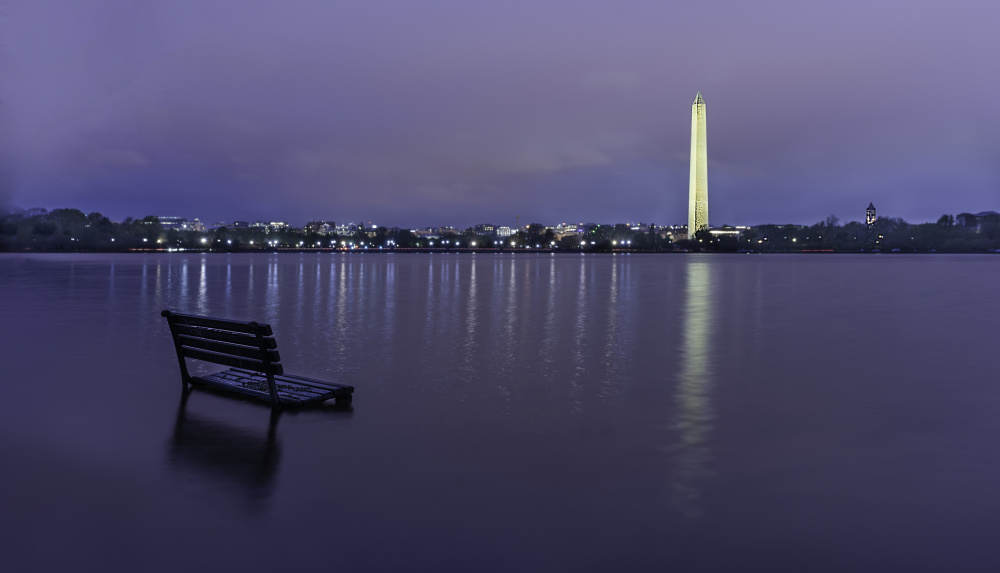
left=265, top=373, right=282, bottom=408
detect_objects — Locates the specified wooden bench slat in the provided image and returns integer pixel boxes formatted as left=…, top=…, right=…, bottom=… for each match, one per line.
left=195, top=371, right=335, bottom=406
left=174, top=323, right=278, bottom=349
left=213, top=370, right=327, bottom=400
left=180, top=346, right=284, bottom=375
left=167, top=312, right=273, bottom=336
left=195, top=376, right=305, bottom=406
left=276, top=373, right=354, bottom=394
left=178, top=334, right=280, bottom=363
left=230, top=368, right=353, bottom=395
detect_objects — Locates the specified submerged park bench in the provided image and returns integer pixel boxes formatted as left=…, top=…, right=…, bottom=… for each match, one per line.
left=162, top=310, right=353, bottom=408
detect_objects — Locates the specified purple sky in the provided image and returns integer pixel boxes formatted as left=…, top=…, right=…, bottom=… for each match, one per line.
left=2, top=0, right=998, bottom=228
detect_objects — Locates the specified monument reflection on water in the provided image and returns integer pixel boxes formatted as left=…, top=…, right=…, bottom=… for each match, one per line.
left=3, top=252, right=1000, bottom=571
left=669, top=261, right=714, bottom=517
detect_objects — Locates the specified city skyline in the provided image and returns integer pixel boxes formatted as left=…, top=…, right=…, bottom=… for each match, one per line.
left=2, top=1, right=999, bottom=228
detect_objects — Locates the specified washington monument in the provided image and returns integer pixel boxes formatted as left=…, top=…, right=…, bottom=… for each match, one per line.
left=688, top=92, right=708, bottom=239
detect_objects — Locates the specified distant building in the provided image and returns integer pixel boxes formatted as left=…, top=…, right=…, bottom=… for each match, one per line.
left=475, top=224, right=496, bottom=236
left=304, top=221, right=335, bottom=235
left=709, top=226, right=746, bottom=238
left=866, top=203, right=877, bottom=243
left=335, top=222, right=359, bottom=235
left=551, top=223, right=581, bottom=235
left=157, top=216, right=187, bottom=230
left=665, top=225, right=688, bottom=243
left=156, top=216, right=205, bottom=232
left=551, top=223, right=582, bottom=240
left=496, top=226, right=514, bottom=237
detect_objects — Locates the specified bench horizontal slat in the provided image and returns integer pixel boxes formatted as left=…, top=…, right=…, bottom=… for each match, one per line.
left=178, top=335, right=280, bottom=362
left=181, top=346, right=284, bottom=375
left=276, top=373, right=354, bottom=394
left=240, top=377, right=326, bottom=401
left=194, top=373, right=304, bottom=406
left=193, top=369, right=342, bottom=406
left=174, top=324, right=278, bottom=349
left=166, top=311, right=273, bottom=336
left=229, top=368, right=353, bottom=395
left=225, top=369, right=343, bottom=399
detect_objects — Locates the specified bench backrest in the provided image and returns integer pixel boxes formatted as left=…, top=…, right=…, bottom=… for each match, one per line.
left=162, top=310, right=284, bottom=376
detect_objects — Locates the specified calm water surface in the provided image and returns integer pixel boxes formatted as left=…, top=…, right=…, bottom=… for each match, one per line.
left=1, top=252, right=999, bottom=571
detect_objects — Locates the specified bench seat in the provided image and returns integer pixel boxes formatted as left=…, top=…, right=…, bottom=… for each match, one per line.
left=193, top=368, right=353, bottom=407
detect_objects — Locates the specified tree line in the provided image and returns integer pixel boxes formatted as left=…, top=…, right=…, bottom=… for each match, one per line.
left=713, top=213, right=1000, bottom=253
left=2, top=207, right=998, bottom=253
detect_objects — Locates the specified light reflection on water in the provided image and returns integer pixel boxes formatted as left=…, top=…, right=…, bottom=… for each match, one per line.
left=3, top=253, right=1000, bottom=571
left=668, top=260, right=715, bottom=517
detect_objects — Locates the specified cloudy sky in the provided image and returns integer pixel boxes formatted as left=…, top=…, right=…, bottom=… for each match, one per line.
left=1, top=0, right=998, bottom=228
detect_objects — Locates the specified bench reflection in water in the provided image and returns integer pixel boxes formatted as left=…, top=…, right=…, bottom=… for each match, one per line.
left=166, top=390, right=282, bottom=509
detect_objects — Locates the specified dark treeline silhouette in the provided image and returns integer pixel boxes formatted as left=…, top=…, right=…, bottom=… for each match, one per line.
left=725, top=212, right=1000, bottom=253
left=0, top=208, right=660, bottom=253
left=2, top=207, right=998, bottom=253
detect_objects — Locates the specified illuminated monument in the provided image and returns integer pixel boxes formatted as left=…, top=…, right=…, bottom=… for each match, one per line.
left=687, top=92, right=709, bottom=239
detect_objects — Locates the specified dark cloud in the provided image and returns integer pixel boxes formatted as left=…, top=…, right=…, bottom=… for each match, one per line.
left=4, top=0, right=1000, bottom=226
